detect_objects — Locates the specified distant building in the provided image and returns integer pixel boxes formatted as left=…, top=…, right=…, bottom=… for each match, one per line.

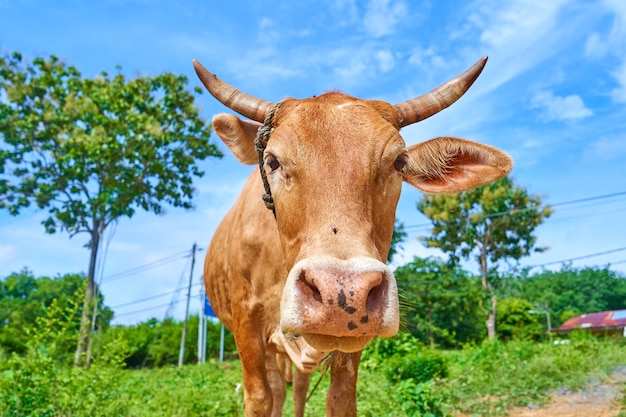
left=553, top=309, right=626, bottom=336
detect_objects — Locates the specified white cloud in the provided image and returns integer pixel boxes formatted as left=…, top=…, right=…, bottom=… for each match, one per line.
left=522, top=139, right=543, bottom=149
left=530, top=90, right=593, bottom=122
left=332, top=0, right=359, bottom=25
left=459, top=0, right=580, bottom=95
left=584, top=32, right=609, bottom=58
left=374, top=50, right=395, bottom=72
left=586, top=134, right=626, bottom=160
left=259, top=17, right=273, bottom=31
left=477, top=0, right=567, bottom=49
left=610, top=62, right=626, bottom=103
left=407, top=47, right=447, bottom=71
left=362, top=0, right=407, bottom=37
left=582, top=0, right=626, bottom=103
left=0, top=244, right=17, bottom=265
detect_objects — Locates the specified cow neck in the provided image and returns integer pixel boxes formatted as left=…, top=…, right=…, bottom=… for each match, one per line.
left=254, top=101, right=281, bottom=219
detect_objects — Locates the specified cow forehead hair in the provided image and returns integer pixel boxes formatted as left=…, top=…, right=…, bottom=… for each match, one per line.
left=274, top=92, right=403, bottom=131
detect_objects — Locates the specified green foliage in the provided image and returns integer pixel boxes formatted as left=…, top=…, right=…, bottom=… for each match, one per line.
left=360, top=332, right=451, bottom=417
left=0, top=291, right=130, bottom=416
left=0, top=50, right=223, bottom=362
left=103, top=316, right=236, bottom=368
left=384, top=350, right=448, bottom=384
left=515, top=265, right=626, bottom=328
left=417, top=176, right=552, bottom=339
left=496, top=296, right=544, bottom=341
left=361, top=331, right=423, bottom=368
left=388, top=219, right=407, bottom=263
left=394, top=379, right=449, bottom=417
left=418, top=176, right=552, bottom=267
left=0, top=51, right=222, bottom=231
left=0, top=269, right=112, bottom=362
left=441, top=337, right=626, bottom=415
left=395, top=256, right=486, bottom=347
left=2, top=326, right=625, bottom=416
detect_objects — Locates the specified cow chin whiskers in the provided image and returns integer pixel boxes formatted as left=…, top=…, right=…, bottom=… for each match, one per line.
left=302, top=333, right=374, bottom=353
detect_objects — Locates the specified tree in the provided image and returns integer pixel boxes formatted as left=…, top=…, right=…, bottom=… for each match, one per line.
left=388, top=219, right=408, bottom=263
left=102, top=315, right=237, bottom=368
left=0, top=269, right=112, bottom=363
left=0, top=51, right=222, bottom=366
left=517, top=264, right=626, bottom=327
left=496, top=297, right=543, bottom=341
left=417, top=176, right=552, bottom=339
left=395, top=257, right=485, bottom=347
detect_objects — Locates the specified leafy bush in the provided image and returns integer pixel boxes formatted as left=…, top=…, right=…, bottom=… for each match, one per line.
left=384, top=350, right=448, bottom=384
left=361, top=331, right=423, bottom=368
left=0, top=269, right=113, bottom=362
left=0, top=295, right=129, bottom=416
left=103, top=315, right=237, bottom=368
left=396, top=379, right=449, bottom=417
left=496, top=297, right=544, bottom=341
left=360, top=332, right=450, bottom=416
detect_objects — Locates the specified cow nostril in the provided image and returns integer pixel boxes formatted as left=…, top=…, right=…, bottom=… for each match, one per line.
left=298, top=271, right=322, bottom=304
left=308, top=282, right=322, bottom=303
left=365, top=280, right=384, bottom=313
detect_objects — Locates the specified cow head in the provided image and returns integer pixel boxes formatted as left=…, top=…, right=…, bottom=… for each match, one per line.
left=194, top=58, right=512, bottom=353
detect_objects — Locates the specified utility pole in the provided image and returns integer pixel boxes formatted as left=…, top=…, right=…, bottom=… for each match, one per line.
left=529, top=303, right=552, bottom=339
left=178, top=242, right=197, bottom=367
left=197, top=278, right=207, bottom=364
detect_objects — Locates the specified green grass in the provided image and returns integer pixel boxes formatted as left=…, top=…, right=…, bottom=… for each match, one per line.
left=439, top=334, right=626, bottom=416
left=1, top=334, right=625, bottom=416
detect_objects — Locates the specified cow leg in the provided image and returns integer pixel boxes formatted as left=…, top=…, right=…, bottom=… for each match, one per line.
left=292, top=367, right=311, bottom=417
left=265, top=350, right=287, bottom=417
left=325, top=351, right=361, bottom=417
left=235, top=328, right=273, bottom=416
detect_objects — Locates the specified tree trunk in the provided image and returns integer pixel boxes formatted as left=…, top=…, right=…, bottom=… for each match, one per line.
left=428, top=305, right=435, bottom=347
left=487, top=294, right=497, bottom=340
left=74, top=227, right=100, bottom=367
left=480, top=246, right=497, bottom=339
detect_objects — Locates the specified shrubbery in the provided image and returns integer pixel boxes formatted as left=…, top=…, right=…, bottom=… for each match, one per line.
left=0, top=296, right=129, bottom=416
left=361, top=332, right=451, bottom=416
left=384, top=350, right=448, bottom=384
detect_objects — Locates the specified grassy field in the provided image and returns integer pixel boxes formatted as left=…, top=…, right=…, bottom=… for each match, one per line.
left=2, top=330, right=625, bottom=416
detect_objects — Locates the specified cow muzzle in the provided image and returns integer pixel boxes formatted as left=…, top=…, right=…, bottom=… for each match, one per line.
left=280, top=257, right=399, bottom=351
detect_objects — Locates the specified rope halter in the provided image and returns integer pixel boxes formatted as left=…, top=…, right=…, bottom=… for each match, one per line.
left=254, top=102, right=281, bottom=219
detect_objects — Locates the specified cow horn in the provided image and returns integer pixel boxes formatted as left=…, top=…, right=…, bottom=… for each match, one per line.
left=193, top=59, right=273, bottom=123
left=394, top=56, right=488, bottom=128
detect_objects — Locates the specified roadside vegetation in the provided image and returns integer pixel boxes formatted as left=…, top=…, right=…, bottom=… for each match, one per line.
left=1, top=267, right=625, bottom=416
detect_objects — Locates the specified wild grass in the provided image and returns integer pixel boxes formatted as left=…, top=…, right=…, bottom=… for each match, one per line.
left=439, top=333, right=626, bottom=416
left=1, top=304, right=624, bottom=417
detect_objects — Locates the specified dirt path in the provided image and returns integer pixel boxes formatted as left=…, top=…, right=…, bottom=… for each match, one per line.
left=506, top=366, right=626, bottom=417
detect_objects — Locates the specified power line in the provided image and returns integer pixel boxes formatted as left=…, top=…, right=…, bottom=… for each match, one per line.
left=404, top=190, right=626, bottom=230
left=529, top=246, right=626, bottom=269
left=164, top=252, right=193, bottom=319
left=109, top=282, right=202, bottom=309
left=551, top=191, right=626, bottom=207
left=114, top=299, right=186, bottom=318
left=102, top=251, right=190, bottom=283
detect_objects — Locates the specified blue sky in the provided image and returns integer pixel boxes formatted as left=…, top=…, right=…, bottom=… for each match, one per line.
left=1, top=0, right=625, bottom=325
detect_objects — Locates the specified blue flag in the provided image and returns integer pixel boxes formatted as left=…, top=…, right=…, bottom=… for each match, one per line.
left=204, top=295, right=217, bottom=318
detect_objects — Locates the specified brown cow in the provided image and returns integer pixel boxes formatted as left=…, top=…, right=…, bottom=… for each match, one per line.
left=195, top=57, right=512, bottom=417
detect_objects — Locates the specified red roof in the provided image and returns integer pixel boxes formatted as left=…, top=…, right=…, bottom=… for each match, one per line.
left=554, top=309, right=626, bottom=332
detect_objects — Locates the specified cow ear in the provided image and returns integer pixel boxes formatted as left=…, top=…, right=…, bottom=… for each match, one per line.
left=212, top=114, right=261, bottom=165
left=402, top=137, right=512, bottom=193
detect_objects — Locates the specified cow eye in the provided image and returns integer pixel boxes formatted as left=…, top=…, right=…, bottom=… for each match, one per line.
left=394, top=156, right=406, bottom=171
left=268, top=156, right=280, bottom=171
